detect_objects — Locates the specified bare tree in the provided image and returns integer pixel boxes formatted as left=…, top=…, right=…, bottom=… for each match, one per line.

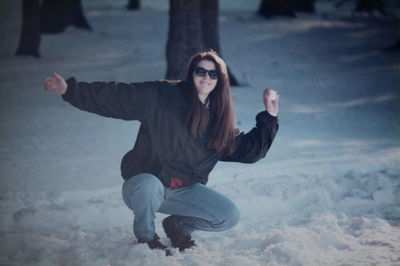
left=293, top=0, right=315, bottom=13
left=200, top=0, right=239, bottom=85
left=258, top=0, right=315, bottom=18
left=127, top=0, right=140, bottom=10
left=15, top=0, right=91, bottom=57
left=166, top=0, right=203, bottom=80
left=166, top=0, right=238, bottom=85
left=258, top=0, right=296, bottom=18
left=201, top=0, right=219, bottom=53
left=40, top=0, right=92, bottom=33
left=15, top=0, right=41, bottom=57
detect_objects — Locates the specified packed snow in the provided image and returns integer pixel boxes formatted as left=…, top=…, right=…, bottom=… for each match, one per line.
left=0, top=0, right=399, bottom=265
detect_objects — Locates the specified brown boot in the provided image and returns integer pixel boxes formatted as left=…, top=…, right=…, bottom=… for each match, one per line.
left=139, top=235, right=167, bottom=250
left=162, top=216, right=196, bottom=252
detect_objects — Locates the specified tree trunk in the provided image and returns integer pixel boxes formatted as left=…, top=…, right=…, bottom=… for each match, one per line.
left=166, top=0, right=239, bottom=85
left=201, top=0, right=219, bottom=53
left=166, top=0, right=204, bottom=80
left=293, top=0, right=315, bottom=13
left=258, top=0, right=296, bottom=18
left=354, top=0, right=388, bottom=16
left=40, top=0, right=92, bottom=34
left=16, top=0, right=41, bottom=57
left=127, top=0, right=140, bottom=10
left=200, top=0, right=239, bottom=85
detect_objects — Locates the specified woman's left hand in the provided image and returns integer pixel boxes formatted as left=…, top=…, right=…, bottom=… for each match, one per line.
left=263, top=88, right=279, bottom=117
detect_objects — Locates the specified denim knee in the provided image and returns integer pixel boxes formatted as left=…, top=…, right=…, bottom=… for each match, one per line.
left=211, top=203, right=240, bottom=231
left=222, top=204, right=240, bottom=229
left=122, top=173, right=164, bottom=211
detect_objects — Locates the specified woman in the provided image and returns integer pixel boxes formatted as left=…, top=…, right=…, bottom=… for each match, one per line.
left=44, top=50, right=279, bottom=254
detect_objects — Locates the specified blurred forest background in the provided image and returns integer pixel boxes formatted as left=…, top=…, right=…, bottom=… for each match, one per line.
left=12, top=0, right=400, bottom=85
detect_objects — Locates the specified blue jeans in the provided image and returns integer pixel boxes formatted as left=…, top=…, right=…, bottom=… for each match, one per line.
left=122, top=173, right=240, bottom=242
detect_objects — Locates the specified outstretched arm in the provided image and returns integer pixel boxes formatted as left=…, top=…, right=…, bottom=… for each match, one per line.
left=220, top=88, right=279, bottom=163
left=43, top=73, right=161, bottom=121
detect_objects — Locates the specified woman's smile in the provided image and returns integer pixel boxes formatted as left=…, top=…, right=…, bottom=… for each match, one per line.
left=193, top=60, right=218, bottom=103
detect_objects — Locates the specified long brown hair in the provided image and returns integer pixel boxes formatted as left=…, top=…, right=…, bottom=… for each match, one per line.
left=185, top=50, right=236, bottom=154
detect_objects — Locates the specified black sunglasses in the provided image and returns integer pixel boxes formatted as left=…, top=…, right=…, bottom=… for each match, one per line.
left=194, top=67, right=218, bottom=80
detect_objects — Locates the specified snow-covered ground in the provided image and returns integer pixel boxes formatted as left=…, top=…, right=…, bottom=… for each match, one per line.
left=1, top=0, right=399, bottom=265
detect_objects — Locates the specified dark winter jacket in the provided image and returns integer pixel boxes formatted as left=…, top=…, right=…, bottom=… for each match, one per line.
left=62, top=78, right=279, bottom=189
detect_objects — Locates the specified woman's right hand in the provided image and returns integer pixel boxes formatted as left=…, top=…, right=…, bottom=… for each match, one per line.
left=44, top=72, right=68, bottom=95
left=263, top=88, right=279, bottom=117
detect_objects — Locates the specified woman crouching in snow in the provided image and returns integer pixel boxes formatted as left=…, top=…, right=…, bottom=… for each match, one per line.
left=43, top=50, right=279, bottom=254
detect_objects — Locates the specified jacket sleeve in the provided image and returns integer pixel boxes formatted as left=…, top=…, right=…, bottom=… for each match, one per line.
left=61, top=77, right=161, bottom=121
left=220, top=111, right=279, bottom=163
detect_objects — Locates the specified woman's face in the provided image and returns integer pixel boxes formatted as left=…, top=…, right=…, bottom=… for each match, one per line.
left=193, top=59, right=218, bottom=103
